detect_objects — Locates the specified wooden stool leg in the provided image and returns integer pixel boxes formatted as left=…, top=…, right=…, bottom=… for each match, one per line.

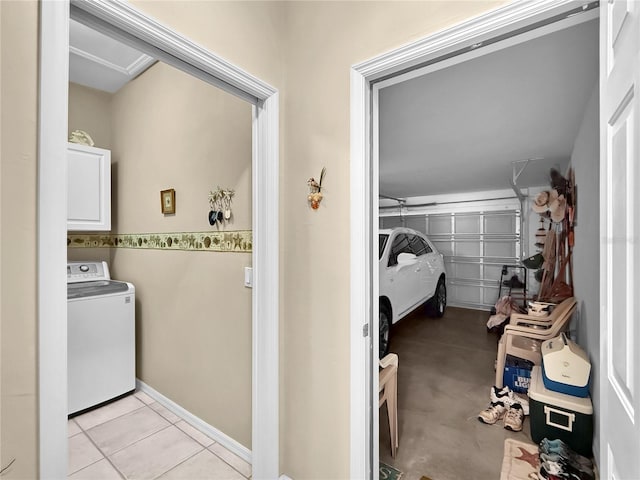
left=389, top=374, right=398, bottom=457
left=495, top=337, right=506, bottom=388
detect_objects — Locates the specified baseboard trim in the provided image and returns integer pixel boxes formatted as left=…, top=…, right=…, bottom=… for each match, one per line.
left=279, top=476, right=293, bottom=480
left=136, top=379, right=252, bottom=464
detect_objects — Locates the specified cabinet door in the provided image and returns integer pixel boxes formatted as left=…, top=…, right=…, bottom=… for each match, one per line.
left=67, top=143, right=111, bottom=231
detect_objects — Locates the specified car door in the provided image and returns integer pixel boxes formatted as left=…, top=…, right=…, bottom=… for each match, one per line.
left=386, top=233, right=421, bottom=318
left=407, top=234, right=432, bottom=304
left=423, top=237, right=444, bottom=299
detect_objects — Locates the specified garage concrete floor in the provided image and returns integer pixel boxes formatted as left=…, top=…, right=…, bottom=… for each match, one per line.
left=379, top=306, right=532, bottom=480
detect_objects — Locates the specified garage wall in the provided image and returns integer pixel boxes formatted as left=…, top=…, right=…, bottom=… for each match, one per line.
left=569, top=84, right=599, bottom=449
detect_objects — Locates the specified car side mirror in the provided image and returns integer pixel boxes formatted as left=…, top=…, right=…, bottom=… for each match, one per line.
left=396, top=252, right=417, bottom=265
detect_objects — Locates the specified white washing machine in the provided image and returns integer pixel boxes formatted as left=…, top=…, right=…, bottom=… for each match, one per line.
left=67, top=261, right=135, bottom=415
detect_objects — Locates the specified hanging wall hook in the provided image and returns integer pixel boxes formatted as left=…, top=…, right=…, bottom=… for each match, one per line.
left=208, top=186, right=235, bottom=225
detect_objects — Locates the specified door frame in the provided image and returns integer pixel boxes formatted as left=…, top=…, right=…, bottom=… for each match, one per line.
left=349, top=1, right=599, bottom=477
left=38, top=1, right=279, bottom=478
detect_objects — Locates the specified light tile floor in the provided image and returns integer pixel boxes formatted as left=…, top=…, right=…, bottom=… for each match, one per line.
left=68, top=391, right=250, bottom=480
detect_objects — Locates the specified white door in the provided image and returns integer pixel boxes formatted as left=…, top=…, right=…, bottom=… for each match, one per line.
left=600, top=0, right=640, bottom=477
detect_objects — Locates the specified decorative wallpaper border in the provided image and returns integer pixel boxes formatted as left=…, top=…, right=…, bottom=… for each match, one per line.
left=68, top=231, right=252, bottom=253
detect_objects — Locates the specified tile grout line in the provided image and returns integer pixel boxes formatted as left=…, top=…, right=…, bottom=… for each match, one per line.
left=101, top=421, right=175, bottom=459
left=72, top=405, right=173, bottom=477
left=174, top=421, right=217, bottom=448
left=73, top=430, right=126, bottom=480
left=149, top=402, right=181, bottom=424
left=100, top=420, right=214, bottom=477
left=69, top=394, right=250, bottom=479
left=207, top=445, right=251, bottom=479
left=73, top=402, right=148, bottom=433
left=150, top=446, right=206, bottom=480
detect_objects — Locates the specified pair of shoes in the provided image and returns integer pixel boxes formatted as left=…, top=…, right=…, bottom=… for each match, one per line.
left=478, top=401, right=524, bottom=431
left=491, top=385, right=530, bottom=415
left=538, top=460, right=593, bottom=480
left=478, top=401, right=507, bottom=425
left=540, top=452, right=592, bottom=470
left=538, top=460, right=566, bottom=479
left=503, top=403, right=525, bottom=431
left=539, top=439, right=592, bottom=468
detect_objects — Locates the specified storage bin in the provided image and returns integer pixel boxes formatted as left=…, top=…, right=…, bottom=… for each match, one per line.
left=541, top=334, right=591, bottom=397
left=528, top=366, right=593, bottom=457
left=503, top=354, right=534, bottom=393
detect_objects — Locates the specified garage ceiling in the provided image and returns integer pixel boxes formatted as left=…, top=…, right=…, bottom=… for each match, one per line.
left=379, top=18, right=599, bottom=199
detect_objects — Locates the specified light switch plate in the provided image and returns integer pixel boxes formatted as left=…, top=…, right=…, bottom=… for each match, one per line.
left=244, top=267, right=253, bottom=288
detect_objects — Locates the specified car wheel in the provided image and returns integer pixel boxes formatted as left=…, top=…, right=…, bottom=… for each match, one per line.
left=427, top=278, right=447, bottom=318
left=379, top=302, right=391, bottom=359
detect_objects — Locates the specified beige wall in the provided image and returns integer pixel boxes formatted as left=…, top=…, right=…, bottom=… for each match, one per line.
left=110, top=62, right=253, bottom=447
left=110, top=63, right=252, bottom=233
left=0, top=1, right=39, bottom=478
left=280, top=2, right=504, bottom=477
left=2, top=1, right=510, bottom=477
left=68, top=82, right=113, bottom=150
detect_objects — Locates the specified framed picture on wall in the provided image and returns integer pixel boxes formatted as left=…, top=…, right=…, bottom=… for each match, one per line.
left=161, top=188, right=175, bottom=214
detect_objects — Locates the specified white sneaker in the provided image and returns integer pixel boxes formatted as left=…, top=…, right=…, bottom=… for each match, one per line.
left=491, top=385, right=529, bottom=415
left=512, top=392, right=529, bottom=416
left=478, top=401, right=508, bottom=425
left=503, top=403, right=524, bottom=431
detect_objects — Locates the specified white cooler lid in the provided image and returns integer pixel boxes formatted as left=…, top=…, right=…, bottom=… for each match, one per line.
left=528, top=366, right=593, bottom=415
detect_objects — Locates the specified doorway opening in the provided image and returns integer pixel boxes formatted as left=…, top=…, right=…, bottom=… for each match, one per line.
left=349, top=2, right=600, bottom=478
left=38, top=2, right=278, bottom=478
left=66, top=16, right=256, bottom=476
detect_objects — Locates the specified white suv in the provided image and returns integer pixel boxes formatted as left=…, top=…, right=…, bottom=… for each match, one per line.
left=379, top=227, right=447, bottom=358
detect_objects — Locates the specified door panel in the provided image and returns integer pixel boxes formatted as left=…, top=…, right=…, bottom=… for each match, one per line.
left=601, top=0, right=640, bottom=477
left=609, top=100, right=634, bottom=409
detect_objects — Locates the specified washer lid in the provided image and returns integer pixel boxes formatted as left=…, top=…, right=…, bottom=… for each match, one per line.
left=67, top=280, right=130, bottom=299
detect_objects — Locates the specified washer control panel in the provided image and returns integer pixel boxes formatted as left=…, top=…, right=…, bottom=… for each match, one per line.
left=67, top=261, right=111, bottom=283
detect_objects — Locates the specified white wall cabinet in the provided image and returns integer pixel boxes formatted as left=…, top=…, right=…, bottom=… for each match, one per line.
left=67, top=143, right=111, bottom=231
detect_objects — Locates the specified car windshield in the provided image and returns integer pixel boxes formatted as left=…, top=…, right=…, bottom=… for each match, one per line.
left=379, top=234, right=389, bottom=259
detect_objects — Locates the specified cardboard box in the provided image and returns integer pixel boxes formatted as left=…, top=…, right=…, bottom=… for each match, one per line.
left=503, top=355, right=534, bottom=393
